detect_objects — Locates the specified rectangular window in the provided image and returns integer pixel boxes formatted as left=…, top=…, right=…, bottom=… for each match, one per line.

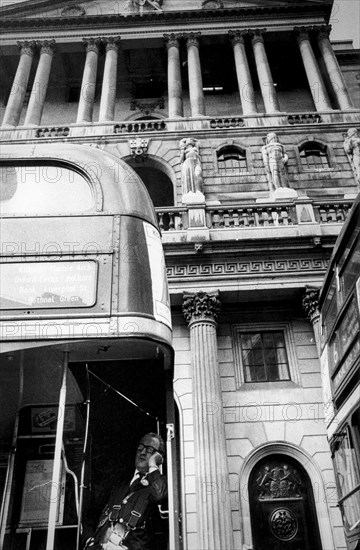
left=239, top=331, right=291, bottom=383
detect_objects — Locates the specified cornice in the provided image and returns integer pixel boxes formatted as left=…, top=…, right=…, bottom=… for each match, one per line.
left=0, top=3, right=332, bottom=32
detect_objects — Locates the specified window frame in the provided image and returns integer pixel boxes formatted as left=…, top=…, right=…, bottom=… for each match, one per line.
left=214, top=142, right=252, bottom=176
left=296, top=140, right=335, bottom=173
left=232, top=322, right=300, bottom=389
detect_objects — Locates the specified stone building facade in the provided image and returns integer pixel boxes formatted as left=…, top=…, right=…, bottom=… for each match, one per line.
left=0, top=0, right=359, bottom=549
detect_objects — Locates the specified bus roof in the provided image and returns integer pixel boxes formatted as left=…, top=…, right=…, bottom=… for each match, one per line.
left=0, top=143, right=158, bottom=225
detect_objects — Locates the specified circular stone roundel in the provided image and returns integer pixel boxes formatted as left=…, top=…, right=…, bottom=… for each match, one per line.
left=269, top=508, right=298, bottom=541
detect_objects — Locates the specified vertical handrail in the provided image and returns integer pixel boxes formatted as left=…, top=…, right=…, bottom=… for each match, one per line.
left=166, top=423, right=176, bottom=550
left=46, top=349, right=69, bottom=550
left=0, top=351, right=24, bottom=549
left=76, top=364, right=91, bottom=550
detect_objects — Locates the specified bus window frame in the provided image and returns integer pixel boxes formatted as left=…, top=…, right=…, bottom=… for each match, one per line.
left=0, top=160, right=102, bottom=216
left=331, top=409, right=360, bottom=541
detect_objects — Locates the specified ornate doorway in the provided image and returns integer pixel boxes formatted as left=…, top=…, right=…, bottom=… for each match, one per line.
left=249, top=454, right=322, bottom=550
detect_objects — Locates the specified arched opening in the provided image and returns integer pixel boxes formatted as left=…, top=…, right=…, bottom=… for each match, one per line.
left=130, top=165, right=174, bottom=207
left=248, top=454, right=322, bottom=550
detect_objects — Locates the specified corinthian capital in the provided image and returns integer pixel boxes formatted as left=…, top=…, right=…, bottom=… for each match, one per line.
left=164, top=33, right=181, bottom=49
left=182, top=291, right=221, bottom=325
left=294, top=26, right=312, bottom=42
left=302, top=287, right=320, bottom=323
left=38, top=39, right=56, bottom=56
left=249, top=28, right=266, bottom=44
left=17, top=41, right=36, bottom=56
left=184, top=32, right=201, bottom=48
left=315, top=24, right=332, bottom=40
left=229, top=29, right=248, bottom=46
left=83, top=37, right=101, bottom=53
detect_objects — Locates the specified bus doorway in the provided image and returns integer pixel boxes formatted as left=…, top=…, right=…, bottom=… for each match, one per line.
left=70, top=358, right=175, bottom=550
left=0, top=339, right=180, bottom=550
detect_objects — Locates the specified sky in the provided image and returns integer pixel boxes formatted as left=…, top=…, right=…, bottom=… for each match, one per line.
left=329, top=0, right=360, bottom=48
left=0, top=0, right=359, bottom=48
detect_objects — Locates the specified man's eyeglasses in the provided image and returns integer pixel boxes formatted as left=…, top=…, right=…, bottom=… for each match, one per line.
left=137, top=443, right=159, bottom=455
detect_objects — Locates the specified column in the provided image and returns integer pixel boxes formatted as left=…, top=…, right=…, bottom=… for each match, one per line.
left=316, top=25, right=353, bottom=110
left=229, top=30, right=257, bottom=115
left=295, top=27, right=332, bottom=112
left=99, top=37, right=120, bottom=122
left=77, top=38, right=101, bottom=123
left=182, top=291, right=234, bottom=550
left=2, top=41, right=35, bottom=128
left=24, top=40, right=55, bottom=126
left=302, top=287, right=321, bottom=356
left=185, top=33, right=205, bottom=117
left=250, top=29, right=280, bottom=113
left=164, top=33, right=183, bottom=118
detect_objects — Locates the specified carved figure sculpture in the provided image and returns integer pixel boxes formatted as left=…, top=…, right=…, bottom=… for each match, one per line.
left=261, top=132, right=289, bottom=191
left=124, top=0, right=162, bottom=12
left=344, top=128, right=360, bottom=187
left=179, top=137, right=203, bottom=198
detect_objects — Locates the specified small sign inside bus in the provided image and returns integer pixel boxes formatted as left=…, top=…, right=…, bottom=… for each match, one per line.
left=0, top=261, right=97, bottom=309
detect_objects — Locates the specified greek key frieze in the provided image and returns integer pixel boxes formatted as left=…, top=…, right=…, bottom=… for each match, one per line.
left=166, top=259, right=328, bottom=278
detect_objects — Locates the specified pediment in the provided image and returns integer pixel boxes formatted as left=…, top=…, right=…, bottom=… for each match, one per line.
left=0, top=0, right=327, bottom=20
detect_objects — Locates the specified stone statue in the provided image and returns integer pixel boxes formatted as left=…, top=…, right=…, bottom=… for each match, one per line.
left=344, top=128, right=360, bottom=187
left=179, top=137, right=204, bottom=202
left=123, top=0, right=162, bottom=12
left=261, top=132, right=289, bottom=192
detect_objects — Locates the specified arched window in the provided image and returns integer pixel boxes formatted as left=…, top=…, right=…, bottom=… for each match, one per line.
left=217, top=146, right=247, bottom=173
left=299, top=142, right=330, bottom=170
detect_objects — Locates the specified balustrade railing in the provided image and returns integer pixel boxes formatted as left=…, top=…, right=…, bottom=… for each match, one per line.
left=314, top=201, right=352, bottom=223
left=287, top=113, right=322, bottom=125
left=114, top=120, right=167, bottom=133
left=207, top=204, right=294, bottom=228
left=210, top=117, right=244, bottom=129
left=35, top=126, right=70, bottom=137
left=155, top=207, right=187, bottom=232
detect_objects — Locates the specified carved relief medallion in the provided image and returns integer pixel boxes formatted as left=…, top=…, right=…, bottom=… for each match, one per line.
left=270, top=508, right=298, bottom=541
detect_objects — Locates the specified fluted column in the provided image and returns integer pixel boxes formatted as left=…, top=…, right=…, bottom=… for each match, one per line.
left=24, top=40, right=55, bottom=126
left=316, top=25, right=353, bottom=110
left=77, top=38, right=101, bottom=123
left=2, top=41, right=35, bottom=128
left=99, top=37, right=120, bottom=122
left=229, top=30, right=257, bottom=115
left=185, top=33, right=205, bottom=117
left=182, top=291, right=234, bottom=550
left=302, top=287, right=321, bottom=356
left=295, top=27, right=332, bottom=112
left=164, top=33, right=183, bottom=118
left=250, top=29, right=279, bottom=113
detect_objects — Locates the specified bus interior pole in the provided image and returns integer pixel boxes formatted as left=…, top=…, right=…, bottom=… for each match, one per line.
left=166, top=423, right=175, bottom=550
left=46, top=348, right=69, bottom=550
left=0, top=351, right=24, bottom=549
left=76, top=364, right=91, bottom=550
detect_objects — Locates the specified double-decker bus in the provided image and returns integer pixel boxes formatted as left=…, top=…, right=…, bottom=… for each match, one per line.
left=319, top=192, right=360, bottom=550
left=0, top=143, right=179, bottom=550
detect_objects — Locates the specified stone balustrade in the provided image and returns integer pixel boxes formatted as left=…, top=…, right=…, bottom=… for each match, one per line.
left=114, top=120, right=167, bottom=133
left=155, top=199, right=353, bottom=233
left=156, top=207, right=187, bottom=231
left=1, top=110, right=360, bottom=142
left=287, top=113, right=322, bottom=125
left=208, top=205, right=294, bottom=227
left=210, top=117, right=245, bottom=128
left=314, top=201, right=352, bottom=223
left=35, top=126, right=70, bottom=138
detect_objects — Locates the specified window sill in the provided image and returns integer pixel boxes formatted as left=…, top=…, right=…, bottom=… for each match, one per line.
left=237, top=380, right=300, bottom=391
